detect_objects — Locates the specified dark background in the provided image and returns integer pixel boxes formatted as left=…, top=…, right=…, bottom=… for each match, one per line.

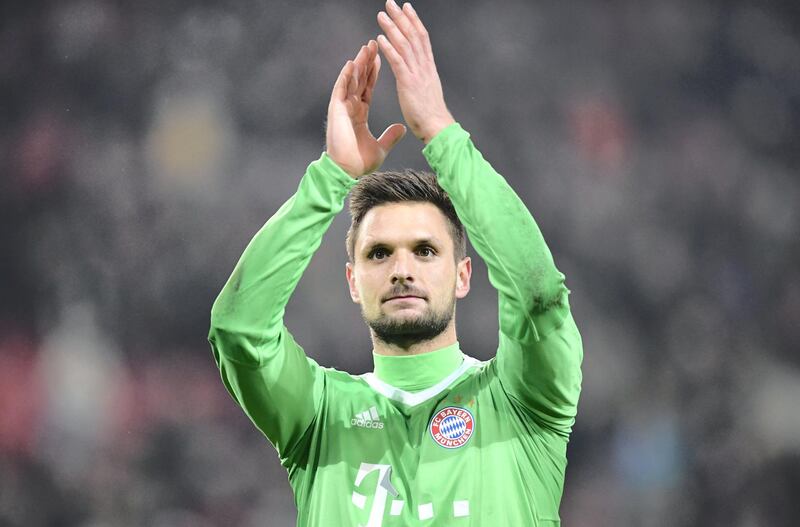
left=1, top=0, right=799, bottom=525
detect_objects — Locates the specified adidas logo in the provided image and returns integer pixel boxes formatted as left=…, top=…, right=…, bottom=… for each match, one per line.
left=351, top=406, right=384, bottom=429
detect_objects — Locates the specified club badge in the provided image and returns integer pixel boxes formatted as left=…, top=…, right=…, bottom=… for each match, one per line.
left=429, top=406, right=474, bottom=449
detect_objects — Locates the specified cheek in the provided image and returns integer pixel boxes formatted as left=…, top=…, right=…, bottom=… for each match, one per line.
left=356, top=271, right=383, bottom=301
left=431, top=267, right=456, bottom=300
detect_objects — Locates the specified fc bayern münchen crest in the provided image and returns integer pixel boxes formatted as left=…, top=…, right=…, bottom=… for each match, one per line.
left=429, top=406, right=475, bottom=449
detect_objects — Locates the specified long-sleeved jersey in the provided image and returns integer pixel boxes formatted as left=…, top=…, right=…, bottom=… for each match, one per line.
left=208, top=123, right=583, bottom=526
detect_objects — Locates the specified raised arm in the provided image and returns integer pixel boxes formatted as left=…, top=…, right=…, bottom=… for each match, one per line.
left=208, top=41, right=404, bottom=461
left=377, top=0, right=582, bottom=436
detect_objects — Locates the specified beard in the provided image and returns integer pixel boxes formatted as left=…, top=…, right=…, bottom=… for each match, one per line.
left=365, top=295, right=455, bottom=349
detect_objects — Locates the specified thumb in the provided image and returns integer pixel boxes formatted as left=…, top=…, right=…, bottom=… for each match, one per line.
left=377, top=123, right=407, bottom=153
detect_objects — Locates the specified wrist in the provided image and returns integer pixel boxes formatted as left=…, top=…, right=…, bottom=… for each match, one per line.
left=324, top=151, right=361, bottom=180
left=421, top=115, right=456, bottom=144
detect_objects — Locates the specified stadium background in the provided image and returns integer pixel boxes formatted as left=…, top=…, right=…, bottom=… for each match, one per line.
left=1, top=0, right=799, bottom=525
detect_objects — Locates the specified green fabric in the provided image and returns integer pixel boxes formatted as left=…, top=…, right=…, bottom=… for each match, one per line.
left=372, top=341, right=463, bottom=392
left=208, top=122, right=583, bottom=526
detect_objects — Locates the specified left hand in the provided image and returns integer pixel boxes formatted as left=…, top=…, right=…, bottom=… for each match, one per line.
left=326, top=40, right=407, bottom=178
left=376, top=0, right=455, bottom=144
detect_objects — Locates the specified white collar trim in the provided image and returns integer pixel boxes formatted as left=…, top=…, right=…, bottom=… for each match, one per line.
left=360, top=355, right=482, bottom=407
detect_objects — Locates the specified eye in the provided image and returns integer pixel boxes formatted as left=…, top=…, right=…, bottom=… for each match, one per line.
left=417, top=246, right=435, bottom=257
left=368, top=248, right=389, bottom=260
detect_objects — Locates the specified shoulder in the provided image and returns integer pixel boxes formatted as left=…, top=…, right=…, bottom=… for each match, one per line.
left=305, top=356, right=369, bottom=387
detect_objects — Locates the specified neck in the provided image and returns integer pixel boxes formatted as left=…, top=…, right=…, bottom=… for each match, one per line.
left=371, top=321, right=458, bottom=356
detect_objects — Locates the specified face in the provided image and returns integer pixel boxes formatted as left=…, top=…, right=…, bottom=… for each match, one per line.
left=346, top=202, right=471, bottom=348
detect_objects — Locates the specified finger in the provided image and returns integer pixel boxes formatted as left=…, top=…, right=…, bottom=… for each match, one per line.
left=366, top=38, right=379, bottom=76
left=352, top=44, right=369, bottom=92
left=377, top=123, right=407, bottom=153
left=332, top=60, right=354, bottom=102
left=402, top=2, right=432, bottom=56
left=357, top=47, right=370, bottom=97
left=385, top=0, right=424, bottom=57
left=364, top=52, right=381, bottom=104
left=347, top=61, right=359, bottom=97
left=377, top=10, right=416, bottom=69
left=376, top=34, right=410, bottom=80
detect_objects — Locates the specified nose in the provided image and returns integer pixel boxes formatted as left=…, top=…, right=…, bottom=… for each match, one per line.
left=390, top=250, right=414, bottom=284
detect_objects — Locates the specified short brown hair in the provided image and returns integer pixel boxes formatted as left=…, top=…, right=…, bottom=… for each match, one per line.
left=345, top=169, right=467, bottom=265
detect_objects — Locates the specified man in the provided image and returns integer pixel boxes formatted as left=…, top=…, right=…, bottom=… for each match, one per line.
left=208, top=1, right=583, bottom=525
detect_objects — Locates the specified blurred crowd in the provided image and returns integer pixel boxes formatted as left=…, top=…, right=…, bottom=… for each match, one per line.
left=1, top=0, right=799, bottom=525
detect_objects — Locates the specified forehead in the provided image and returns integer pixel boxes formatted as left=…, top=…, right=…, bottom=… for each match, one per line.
left=357, top=202, right=452, bottom=250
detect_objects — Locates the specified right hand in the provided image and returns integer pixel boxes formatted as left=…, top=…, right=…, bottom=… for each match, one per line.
left=326, top=40, right=407, bottom=179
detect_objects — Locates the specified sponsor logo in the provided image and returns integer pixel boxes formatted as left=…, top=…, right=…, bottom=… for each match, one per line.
left=429, top=406, right=474, bottom=449
left=352, top=406, right=385, bottom=429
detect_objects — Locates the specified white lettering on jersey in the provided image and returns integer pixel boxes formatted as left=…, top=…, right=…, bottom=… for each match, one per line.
left=352, top=462, right=400, bottom=527
left=351, top=406, right=385, bottom=429
left=351, top=461, right=471, bottom=523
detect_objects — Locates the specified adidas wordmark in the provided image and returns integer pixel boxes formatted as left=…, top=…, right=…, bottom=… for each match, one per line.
left=351, top=406, right=384, bottom=429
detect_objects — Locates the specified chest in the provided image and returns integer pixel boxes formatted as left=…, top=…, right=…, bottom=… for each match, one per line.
left=328, top=387, right=493, bottom=463
left=291, top=378, right=567, bottom=526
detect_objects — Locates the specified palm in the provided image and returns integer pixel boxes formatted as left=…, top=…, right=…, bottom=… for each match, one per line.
left=328, top=96, right=381, bottom=175
left=326, top=40, right=405, bottom=178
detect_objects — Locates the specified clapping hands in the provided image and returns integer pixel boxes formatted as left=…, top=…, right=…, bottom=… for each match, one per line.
left=326, top=0, right=454, bottom=178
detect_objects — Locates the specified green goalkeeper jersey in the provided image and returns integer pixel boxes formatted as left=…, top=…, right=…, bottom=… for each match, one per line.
left=208, top=123, right=583, bottom=526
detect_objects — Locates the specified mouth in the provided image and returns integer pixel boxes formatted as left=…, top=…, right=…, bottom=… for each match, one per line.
left=385, top=295, right=424, bottom=303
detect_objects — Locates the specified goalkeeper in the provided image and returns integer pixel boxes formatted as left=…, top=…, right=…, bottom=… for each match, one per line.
left=208, top=1, right=583, bottom=525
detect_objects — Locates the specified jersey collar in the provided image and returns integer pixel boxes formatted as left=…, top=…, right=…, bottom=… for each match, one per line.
left=361, top=355, right=480, bottom=407
left=372, top=341, right=463, bottom=392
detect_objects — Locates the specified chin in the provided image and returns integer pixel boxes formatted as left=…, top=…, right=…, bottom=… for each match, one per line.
left=371, top=306, right=422, bottom=321
left=385, top=305, right=426, bottom=315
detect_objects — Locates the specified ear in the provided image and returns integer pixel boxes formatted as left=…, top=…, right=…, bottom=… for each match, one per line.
left=455, top=256, right=472, bottom=299
left=345, top=262, right=361, bottom=303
